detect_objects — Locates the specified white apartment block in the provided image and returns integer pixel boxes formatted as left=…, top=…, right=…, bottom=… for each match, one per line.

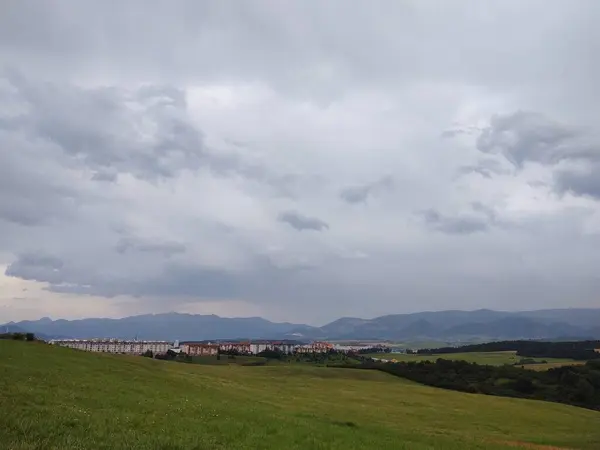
left=49, top=339, right=172, bottom=355
left=180, top=343, right=219, bottom=356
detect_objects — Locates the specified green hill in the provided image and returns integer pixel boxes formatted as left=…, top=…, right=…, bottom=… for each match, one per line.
left=1, top=341, right=599, bottom=449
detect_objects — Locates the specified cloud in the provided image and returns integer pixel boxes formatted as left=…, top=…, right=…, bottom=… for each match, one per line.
left=474, top=111, right=600, bottom=199
left=457, top=159, right=509, bottom=179
left=5, top=254, right=65, bottom=283
left=340, top=176, right=393, bottom=204
left=2, top=1, right=600, bottom=324
left=420, top=209, right=490, bottom=235
left=1, top=70, right=206, bottom=182
left=278, top=211, right=329, bottom=232
left=476, top=111, right=595, bottom=168
left=115, top=238, right=186, bottom=257
left=554, top=163, right=600, bottom=199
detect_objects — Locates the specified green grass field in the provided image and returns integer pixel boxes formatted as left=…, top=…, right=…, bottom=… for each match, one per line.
left=366, top=351, right=579, bottom=368
left=188, top=355, right=267, bottom=365
left=1, top=341, right=599, bottom=449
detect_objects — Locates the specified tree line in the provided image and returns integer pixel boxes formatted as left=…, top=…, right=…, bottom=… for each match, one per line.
left=339, top=357, right=600, bottom=411
left=0, top=332, right=36, bottom=341
left=417, top=340, right=600, bottom=361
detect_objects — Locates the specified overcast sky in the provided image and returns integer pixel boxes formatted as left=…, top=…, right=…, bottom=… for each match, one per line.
left=1, top=1, right=599, bottom=325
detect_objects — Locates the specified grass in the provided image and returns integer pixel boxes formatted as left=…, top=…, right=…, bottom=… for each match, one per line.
left=1, top=341, right=599, bottom=449
left=366, top=351, right=580, bottom=368
left=187, top=355, right=267, bottom=365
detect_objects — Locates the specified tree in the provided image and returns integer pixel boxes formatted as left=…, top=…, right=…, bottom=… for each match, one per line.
left=512, top=377, right=535, bottom=395
left=573, top=379, right=595, bottom=403
left=142, top=350, right=153, bottom=358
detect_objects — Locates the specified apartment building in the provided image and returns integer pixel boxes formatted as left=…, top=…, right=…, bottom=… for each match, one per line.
left=180, top=342, right=219, bottom=356
left=249, top=340, right=298, bottom=355
left=296, top=341, right=334, bottom=353
left=49, top=339, right=172, bottom=355
left=219, top=341, right=252, bottom=354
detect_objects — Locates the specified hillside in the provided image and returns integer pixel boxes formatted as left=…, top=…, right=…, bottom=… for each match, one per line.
left=301, top=309, right=600, bottom=341
left=4, top=308, right=600, bottom=341
left=1, top=341, right=600, bottom=449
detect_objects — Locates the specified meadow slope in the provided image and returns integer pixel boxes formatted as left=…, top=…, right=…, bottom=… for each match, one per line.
left=1, top=341, right=599, bottom=450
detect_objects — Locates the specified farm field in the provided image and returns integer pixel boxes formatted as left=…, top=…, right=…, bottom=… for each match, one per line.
left=1, top=341, right=599, bottom=450
left=523, top=361, right=587, bottom=371
left=367, top=351, right=579, bottom=368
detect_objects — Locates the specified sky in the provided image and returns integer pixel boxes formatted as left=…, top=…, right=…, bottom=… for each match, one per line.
left=1, top=0, right=600, bottom=325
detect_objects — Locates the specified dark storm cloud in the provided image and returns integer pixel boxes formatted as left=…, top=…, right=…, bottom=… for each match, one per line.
left=278, top=211, right=329, bottom=231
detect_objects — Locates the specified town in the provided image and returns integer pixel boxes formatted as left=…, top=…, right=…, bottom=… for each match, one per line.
left=47, top=338, right=382, bottom=356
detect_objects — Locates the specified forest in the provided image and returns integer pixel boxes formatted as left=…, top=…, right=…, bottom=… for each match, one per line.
left=416, top=340, right=600, bottom=360
left=343, top=357, right=600, bottom=411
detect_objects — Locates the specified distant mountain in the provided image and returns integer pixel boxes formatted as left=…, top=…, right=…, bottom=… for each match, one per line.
left=442, top=317, right=587, bottom=340
left=1, top=313, right=306, bottom=341
left=1, top=324, right=28, bottom=334
left=3, top=308, right=600, bottom=342
left=287, top=308, right=600, bottom=341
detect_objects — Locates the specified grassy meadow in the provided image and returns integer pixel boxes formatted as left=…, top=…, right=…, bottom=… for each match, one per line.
left=367, top=351, right=579, bottom=369
left=1, top=341, right=600, bottom=450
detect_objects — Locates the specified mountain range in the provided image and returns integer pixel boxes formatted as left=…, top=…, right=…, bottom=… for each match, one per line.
left=3, top=308, right=600, bottom=342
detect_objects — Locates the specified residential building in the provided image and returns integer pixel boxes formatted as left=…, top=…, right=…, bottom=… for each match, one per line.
left=180, top=342, right=219, bottom=356
left=296, top=341, right=334, bottom=353
left=219, top=341, right=252, bottom=354
left=49, top=339, right=172, bottom=355
left=249, top=340, right=298, bottom=355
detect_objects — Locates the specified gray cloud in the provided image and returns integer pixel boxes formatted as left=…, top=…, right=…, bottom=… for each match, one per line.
left=1, top=70, right=206, bottom=182
left=554, top=163, right=600, bottom=199
left=420, top=209, right=490, bottom=235
left=457, top=159, right=509, bottom=179
left=0, top=137, right=82, bottom=227
left=2, top=1, right=600, bottom=323
left=474, top=111, right=600, bottom=199
left=278, top=211, right=329, bottom=232
left=418, top=201, right=503, bottom=236
left=5, top=254, right=65, bottom=283
left=476, top=111, right=596, bottom=167
left=91, top=170, right=118, bottom=183
left=340, top=176, right=393, bottom=204
left=115, top=238, right=186, bottom=257
left=105, top=264, right=241, bottom=299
